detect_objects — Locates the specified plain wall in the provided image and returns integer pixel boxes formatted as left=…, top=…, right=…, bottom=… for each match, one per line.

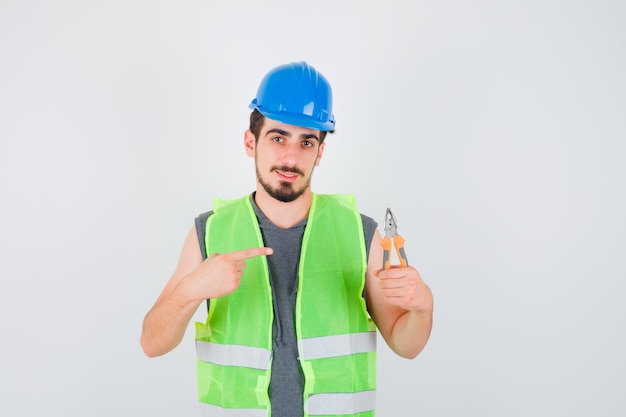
left=1, top=1, right=625, bottom=415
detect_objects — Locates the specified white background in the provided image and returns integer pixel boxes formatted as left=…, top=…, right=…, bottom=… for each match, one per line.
left=1, top=1, right=625, bottom=416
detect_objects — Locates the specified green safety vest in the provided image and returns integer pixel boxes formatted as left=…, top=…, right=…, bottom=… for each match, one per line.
left=195, top=193, right=377, bottom=417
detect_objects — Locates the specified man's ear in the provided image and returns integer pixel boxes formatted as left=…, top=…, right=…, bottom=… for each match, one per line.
left=244, top=130, right=256, bottom=157
left=315, top=142, right=326, bottom=166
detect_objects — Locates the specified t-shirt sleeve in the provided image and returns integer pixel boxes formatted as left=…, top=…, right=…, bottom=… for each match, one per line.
left=195, top=210, right=214, bottom=312
left=194, top=210, right=213, bottom=261
left=361, top=213, right=378, bottom=262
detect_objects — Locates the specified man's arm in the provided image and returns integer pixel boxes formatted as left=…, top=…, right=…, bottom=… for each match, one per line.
left=365, top=229, right=434, bottom=359
left=140, top=226, right=205, bottom=357
left=140, top=225, right=273, bottom=357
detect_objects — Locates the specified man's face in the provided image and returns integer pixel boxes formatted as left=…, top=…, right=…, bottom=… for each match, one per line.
left=245, top=118, right=325, bottom=203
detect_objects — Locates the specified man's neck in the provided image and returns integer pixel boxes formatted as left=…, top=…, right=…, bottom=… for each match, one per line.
left=253, top=188, right=313, bottom=229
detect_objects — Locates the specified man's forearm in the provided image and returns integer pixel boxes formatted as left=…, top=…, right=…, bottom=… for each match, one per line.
left=140, top=280, right=202, bottom=357
left=388, top=309, right=433, bottom=359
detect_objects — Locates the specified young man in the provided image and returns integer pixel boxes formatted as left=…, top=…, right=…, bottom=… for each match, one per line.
left=140, top=61, right=433, bottom=417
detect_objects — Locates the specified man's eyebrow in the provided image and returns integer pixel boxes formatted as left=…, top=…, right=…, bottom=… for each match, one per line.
left=265, top=128, right=320, bottom=142
left=300, top=133, right=320, bottom=142
left=265, top=128, right=290, bottom=137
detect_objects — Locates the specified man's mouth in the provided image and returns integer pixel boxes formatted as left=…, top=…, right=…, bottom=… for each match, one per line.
left=273, top=166, right=303, bottom=182
left=276, top=170, right=297, bottom=182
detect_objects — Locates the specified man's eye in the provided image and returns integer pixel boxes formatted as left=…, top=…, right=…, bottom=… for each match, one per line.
left=302, top=140, right=313, bottom=147
left=272, top=136, right=283, bottom=142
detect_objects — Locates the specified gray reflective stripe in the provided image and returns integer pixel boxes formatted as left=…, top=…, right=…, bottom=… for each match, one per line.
left=299, top=331, right=377, bottom=360
left=195, top=340, right=272, bottom=370
left=306, top=391, right=376, bottom=415
left=199, top=402, right=267, bottom=417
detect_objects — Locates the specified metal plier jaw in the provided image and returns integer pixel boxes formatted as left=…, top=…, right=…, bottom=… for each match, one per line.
left=382, top=208, right=408, bottom=270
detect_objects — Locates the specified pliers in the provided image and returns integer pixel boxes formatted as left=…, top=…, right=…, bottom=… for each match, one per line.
left=381, top=208, right=408, bottom=270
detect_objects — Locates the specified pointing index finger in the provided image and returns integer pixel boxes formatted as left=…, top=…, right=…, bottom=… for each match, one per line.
left=229, top=247, right=273, bottom=261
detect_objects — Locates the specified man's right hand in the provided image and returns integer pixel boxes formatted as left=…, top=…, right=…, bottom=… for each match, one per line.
left=182, top=247, right=273, bottom=300
left=141, top=225, right=273, bottom=357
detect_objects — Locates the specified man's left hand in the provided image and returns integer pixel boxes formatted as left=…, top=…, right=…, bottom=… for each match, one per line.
left=376, top=266, right=433, bottom=312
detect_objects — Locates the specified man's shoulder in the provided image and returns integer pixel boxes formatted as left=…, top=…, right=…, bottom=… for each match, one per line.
left=360, top=213, right=377, bottom=227
left=194, top=193, right=254, bottom=223
left=360, top=213, right=378, bottom=244
left=195, top=210, right=214, bottom=224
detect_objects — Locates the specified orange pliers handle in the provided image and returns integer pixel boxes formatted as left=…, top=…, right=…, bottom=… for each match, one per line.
left=382, top=208, right=409, bottom=270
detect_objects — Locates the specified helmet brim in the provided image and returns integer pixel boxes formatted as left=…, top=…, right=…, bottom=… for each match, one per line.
left=250, top=104, right=336, bottom=132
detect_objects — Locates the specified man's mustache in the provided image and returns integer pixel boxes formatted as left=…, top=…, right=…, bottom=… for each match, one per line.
left=272, top=165, right=305, bottom=176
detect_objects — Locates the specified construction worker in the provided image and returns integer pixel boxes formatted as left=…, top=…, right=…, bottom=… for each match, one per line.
left=140, top=61, right=433, bottom=417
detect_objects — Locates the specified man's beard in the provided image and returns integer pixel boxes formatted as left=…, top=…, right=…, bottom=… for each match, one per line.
left=257, top=164, right=310, bottom=203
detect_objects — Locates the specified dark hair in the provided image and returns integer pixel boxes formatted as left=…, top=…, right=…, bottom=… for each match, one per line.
left=249, top=109, right=331, bottom=143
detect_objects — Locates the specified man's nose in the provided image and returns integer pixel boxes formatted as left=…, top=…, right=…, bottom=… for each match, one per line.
left=279, top=142, right=300, bottom=165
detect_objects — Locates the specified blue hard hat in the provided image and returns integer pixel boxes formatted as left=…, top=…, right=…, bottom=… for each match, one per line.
left=249, top=61, right=335, bottom=131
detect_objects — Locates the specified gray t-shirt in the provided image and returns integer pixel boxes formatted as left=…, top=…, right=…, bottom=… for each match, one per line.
left=195, top=195, right=377, bottom=417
